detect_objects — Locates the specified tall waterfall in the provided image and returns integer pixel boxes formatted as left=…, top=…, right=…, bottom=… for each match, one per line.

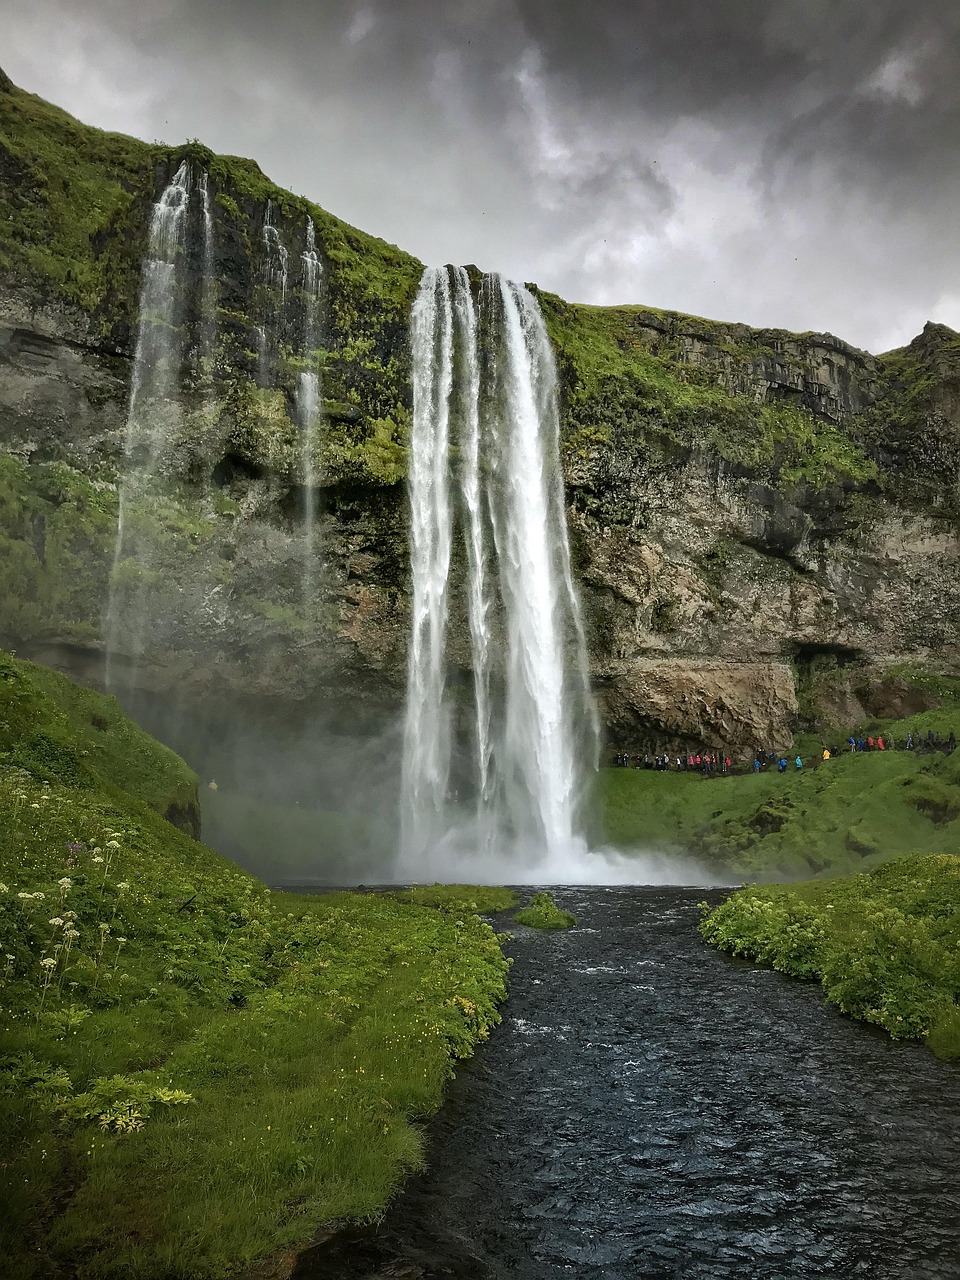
left=297, top=216, right=323, bottom=602
left=105, top=161, right=194, bottom=691
left=400, top=266, right=598, bottom=876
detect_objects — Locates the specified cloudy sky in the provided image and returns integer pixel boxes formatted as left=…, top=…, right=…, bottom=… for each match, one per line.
left=3, top=0, right=959, bottom=352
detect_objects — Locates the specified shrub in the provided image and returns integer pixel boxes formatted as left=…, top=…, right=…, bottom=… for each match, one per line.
left=515, top=892, right=576, bottom=930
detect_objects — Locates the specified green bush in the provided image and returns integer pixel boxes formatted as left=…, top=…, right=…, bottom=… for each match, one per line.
left=700, top=854, right=960, bottom=1053
left=515, top=892, right=576, bottom=930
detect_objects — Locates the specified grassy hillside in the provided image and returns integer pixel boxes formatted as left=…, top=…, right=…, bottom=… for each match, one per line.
left=700, top=855, right=960, bottom=1059
left=0, top=648, right=197, bottom=828
left=603, top=714, right=960, bottom=880
left=0, top=653, right=510, bottom=1279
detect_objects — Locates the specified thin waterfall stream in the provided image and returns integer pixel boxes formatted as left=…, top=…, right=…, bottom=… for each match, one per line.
left=105, top=161, right=196, bottom=693
left=297, top=215, right=324, bottom=604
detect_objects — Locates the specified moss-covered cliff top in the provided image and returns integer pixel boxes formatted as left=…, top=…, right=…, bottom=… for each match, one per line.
left=1, top=66, right=957, bottom=516
left=0, top=67, right=891, bottom=375
left=0, top=69, right=422, bottom=331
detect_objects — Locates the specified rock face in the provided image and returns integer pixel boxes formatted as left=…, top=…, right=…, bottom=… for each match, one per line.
left=1, top=71, right=959, bottom=757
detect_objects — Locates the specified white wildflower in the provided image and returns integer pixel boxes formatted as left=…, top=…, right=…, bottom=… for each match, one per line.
left=40, top=957, right=56, bottom=968
left=92, top=856, right=104, bottom=865
left=105, top=841, right=121, bottom=850
left=48, top=918, right=64, bottom=928
left=57, top=878, right=72, bottom=890
left=117, top=882, right=131, bottom=892
left=0, top=883, right=8, bottom=893
left=98, top=923, right=110, bottom=933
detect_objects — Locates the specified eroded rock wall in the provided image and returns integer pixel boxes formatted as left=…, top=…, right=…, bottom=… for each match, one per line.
left=2, top=70, right=959, bottom=754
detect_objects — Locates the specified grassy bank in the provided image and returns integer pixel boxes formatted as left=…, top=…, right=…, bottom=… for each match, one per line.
left=700, top=855, right=960, bottom=1059
left=602, top=736, right=960, bottom=879
left=0, top=655, right=510, bottom=1279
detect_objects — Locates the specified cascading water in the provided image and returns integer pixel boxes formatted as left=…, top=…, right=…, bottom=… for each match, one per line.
left=297, top=216, right=324, bottom=602
left=401, top=266, right=456, bottom=863
left=256, top=200, right=288, bottom=386
left=484, top=274, right=597, bottom=854
left=400, top=265, right=598, bottom=878
left=198, top=171, right=217, bottom=371
left=105, top=161, right=193, bottom=692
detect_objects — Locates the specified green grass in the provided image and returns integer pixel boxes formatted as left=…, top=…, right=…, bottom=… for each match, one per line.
left=0, top=650, right=197, bottom=825
left=700, top=854, right=960, bottom=1059
left=0, top=653, right=511, bottom=1279
left=601, top=744, right=960, bottom=879
left=389, top=885, right=518, bottom=914
left=514, top=892, right=577, bottom=930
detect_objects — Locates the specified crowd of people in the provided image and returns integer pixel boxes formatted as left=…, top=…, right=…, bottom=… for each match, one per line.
left=614, top=752, right=732, bottom=774
left=611, top=726, right=957, bottom=777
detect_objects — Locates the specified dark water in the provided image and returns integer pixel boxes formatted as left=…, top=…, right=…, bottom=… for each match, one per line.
left=294, top=888, right=960, bottom=1279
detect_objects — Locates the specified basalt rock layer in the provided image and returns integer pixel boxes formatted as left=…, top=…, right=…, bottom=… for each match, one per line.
left=1, top=71, right=959, bottom=754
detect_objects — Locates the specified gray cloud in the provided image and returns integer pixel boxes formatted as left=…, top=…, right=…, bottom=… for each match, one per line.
left=2, top=0, right=959, bottom=350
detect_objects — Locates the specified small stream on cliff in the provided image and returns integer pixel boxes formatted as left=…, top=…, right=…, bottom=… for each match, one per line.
left=293, top=887, right=960, bottom=1280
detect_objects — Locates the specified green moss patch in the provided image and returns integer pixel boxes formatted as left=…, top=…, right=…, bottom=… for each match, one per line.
left=0, top=456, right=116, bottom=646
left=700, top=854, right=960, bottom=1058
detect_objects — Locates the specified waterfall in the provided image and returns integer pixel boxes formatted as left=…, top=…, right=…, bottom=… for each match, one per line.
left=256, top=200, right=288, bottom=385
left=198, top=171, right=217, bottom=373
left=297, top=216, right=323, bottom=602
left=105, top=161, right=193, bottom=692
left=262, top=199, right=289, bottom=299
left=400, top=266, right=597, bottom=876
left=401, top=266, right=456, bottom=861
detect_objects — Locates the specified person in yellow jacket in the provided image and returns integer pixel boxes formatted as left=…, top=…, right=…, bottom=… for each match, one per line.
left=822, top=747, right=831, bottom=761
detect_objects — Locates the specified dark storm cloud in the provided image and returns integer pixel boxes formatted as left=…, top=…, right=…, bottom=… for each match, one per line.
left=3, top=0, right=959, bottom=349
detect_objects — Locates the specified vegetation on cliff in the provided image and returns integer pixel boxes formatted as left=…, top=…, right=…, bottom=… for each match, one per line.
left=0, top=652, right=510, bottom=1279
left=542, top=294, right=881, bottom=498
left=700, top=855, right=960, bottom=1060
left=0, top=67, right=419, bottom=483
left=0, top=455, right=116, bottom=648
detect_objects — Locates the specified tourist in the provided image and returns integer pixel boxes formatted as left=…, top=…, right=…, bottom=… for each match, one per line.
left=822, top=747, right=831, bottom=761
left=795, top=754, right=803, bottom=770
left=777, top=757, right=787, bottom=773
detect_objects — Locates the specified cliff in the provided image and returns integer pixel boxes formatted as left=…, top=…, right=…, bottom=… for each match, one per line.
left=1, top=69, right=959, bottom=753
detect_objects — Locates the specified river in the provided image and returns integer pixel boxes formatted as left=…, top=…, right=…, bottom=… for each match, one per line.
left=293, top=887, right=960, bottom=1279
